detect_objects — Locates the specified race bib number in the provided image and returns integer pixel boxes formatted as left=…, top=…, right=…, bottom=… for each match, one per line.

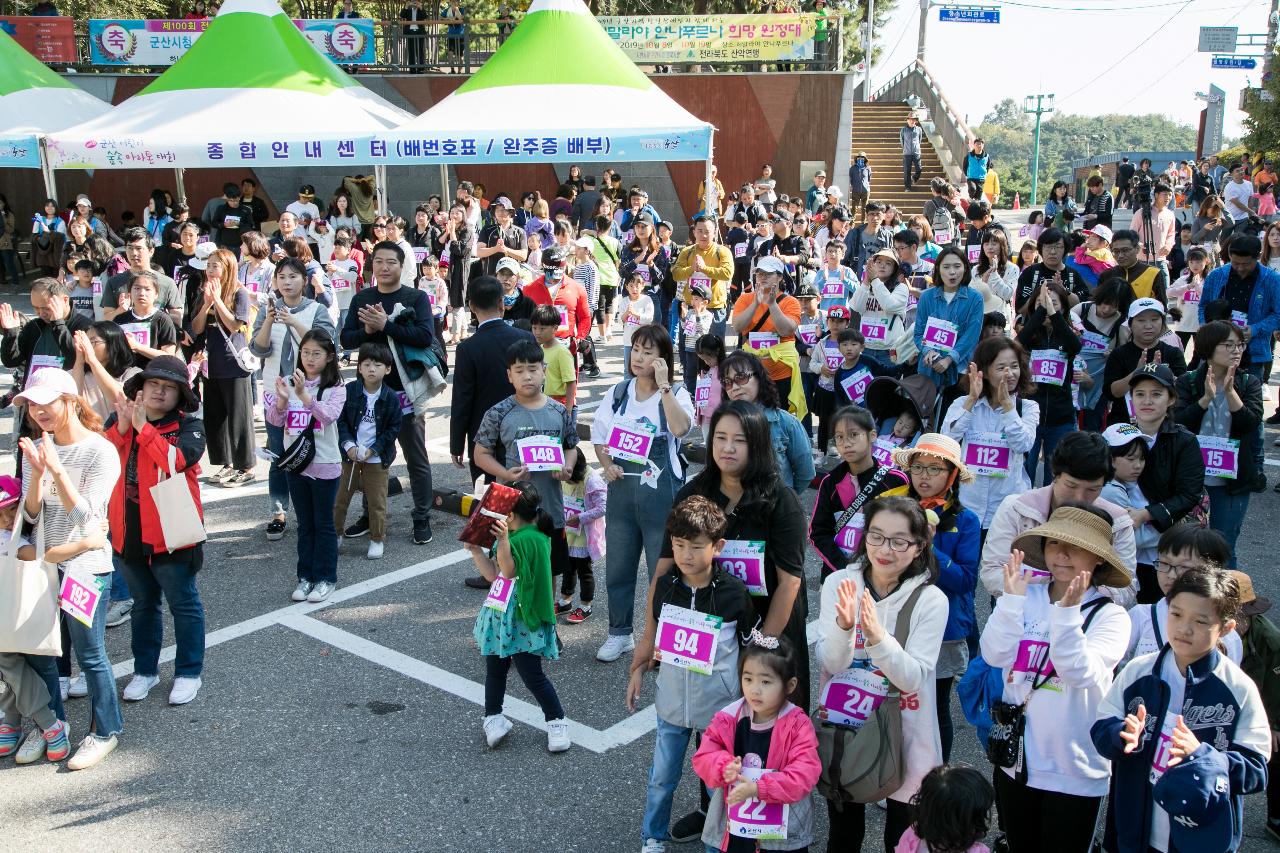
left=413, top=247, right=429, bottom=264
left=516, top=435, right=565, bottom=472
left=331, top=273, right=353, bottom=291
left=654, top=603, right=723, bottom=675
left=748, top=331, right=780, bottom=351
left=797, top=324, right=819, bottom=346
left=27, top=354, right=62, bottom=382
left=819, top=666, right=890, bottom=729
left=690, top=272, right=712, bottom=293
left=734, top=242, right=748, bottom=259
left=1030, top=349, right=1069, bottom=386
left=1231, top=310, right=1248, bottom=328
left=840, top=368, right=872, bottom=405
left=1198, top=435, right=1239, bottom=479
left=823, top=343, right=842, bottom=372
left=118, top=323, right=151, bottom=349
left=821, top=278, right=845, bottom=299
left=967, top=245, right=981, bottom=263
left=922, top=317, right=958, bottom=351
left=964, top=433, right=1011, bottom=477
left=728, top=768, right=788, bottom=841
left=635, top=266, right=650, bottom=283
left=871, top=435, right=903, bottom=468
left=606, top=417, right=657, bottom=465
left=1182, top=288, right=1200, bottom=304
left=395, top=391, right=414, bottom=416
left=694, top=375, right=713, bottom=411
left=860, top=317, right=889, bottom=343
left=1011, top=638, right=1054, bottom=681
left=223, top=215, right=241, bottom=229
left=835, top=511, right=865, bottom=556
left=934, top=230, right=952, bottom=244
left=714, top=539, right=768, bottom=596
left=1080, top=331, right=1110, bottom=353
left=683, top=317, right=698, bottom=338
left=556, top=305, right=570, bottom=333
left=483, top=575, right=516, bottom=613
left=562, top=494, right=584, bottom=521
left=59, top=572, right=104, bottom=628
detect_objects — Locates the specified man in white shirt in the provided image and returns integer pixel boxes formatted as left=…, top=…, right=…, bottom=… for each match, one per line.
left=1131, top=183, right=1177, bottom=269
left=284, top=184, right=321, bottom=227
left=1223, top=162, right=1255, bottom=222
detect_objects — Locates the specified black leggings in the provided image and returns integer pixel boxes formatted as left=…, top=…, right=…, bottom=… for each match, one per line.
left=825, top=798, right=913, bottom=853
left=484, top=653, right=564, bottom=721
left=936, top=676, right=955, bottom=762
left=993, top=770, right=1102, bottom=853
left=594, top=285, right=617, bottom=323
left=559, top=555, right=595, bottom=602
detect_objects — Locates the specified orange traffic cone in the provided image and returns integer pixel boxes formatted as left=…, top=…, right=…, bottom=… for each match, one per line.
left=1012, top=192, right=1021, bottom=210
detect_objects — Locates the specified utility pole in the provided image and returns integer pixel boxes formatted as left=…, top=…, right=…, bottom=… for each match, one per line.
left=1024, top=92, right=1055, bottom=206
left=917, top=0, right=929, bottom=62
left=862, top=0, right=875, bottom=100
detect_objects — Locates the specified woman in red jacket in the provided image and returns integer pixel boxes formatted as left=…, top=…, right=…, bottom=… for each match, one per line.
left=104, top=355, right=208, bottom=707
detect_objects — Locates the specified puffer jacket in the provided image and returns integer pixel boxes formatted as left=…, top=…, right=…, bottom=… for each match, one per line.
left=1134, top=417, right=1205, bottom=531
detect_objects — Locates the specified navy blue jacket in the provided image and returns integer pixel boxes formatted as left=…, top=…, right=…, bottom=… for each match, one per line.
left=336, top=380, right=402, bottom=468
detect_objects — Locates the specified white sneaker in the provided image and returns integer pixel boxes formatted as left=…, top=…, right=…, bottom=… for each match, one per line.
left=169, top=677, right=202, bottom=706
left=596, top=634, right=635, bottom=662
left=307, top=581, right=335, bottom=603
left=641, top=841, right=667, bottom=853
left=68, top=674, right=88, bottom=698
left=105, top=599, right=133, bottom=627
left=67, top=734, right=117, bottom=771
left=58, top=677, right=69, bottom=701
left=483, top=714, right=512, bottom=748
left=122, top=674, right=159, bottom=702
left=14, top=729, right=45, bottom=765
left=366, top=540, right=384, bottom=560
left=291, top=580, right=313, bottom=602
left=546, top=718, right=571, bottom=753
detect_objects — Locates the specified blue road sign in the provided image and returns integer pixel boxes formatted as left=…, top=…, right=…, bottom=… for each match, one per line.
left=1212, top=55, right=1256, bottom=69
left=939, top=7, right=1000, bottom=23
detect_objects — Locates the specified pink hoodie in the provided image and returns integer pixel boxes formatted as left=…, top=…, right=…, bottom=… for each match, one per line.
left=894, top=826, right=991, bottom=853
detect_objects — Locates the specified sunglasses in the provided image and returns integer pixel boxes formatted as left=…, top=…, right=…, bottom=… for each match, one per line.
left=722, top=372, right=755, bottom=389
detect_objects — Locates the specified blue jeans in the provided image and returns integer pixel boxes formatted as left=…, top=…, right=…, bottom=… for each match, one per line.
left=65, top=575, right=124, bottom=737
left=109, top=569, right=131, bottom=604
left=605, top=452, right=681, bottom=637
left=1026, top=421, right=1077, bottom=486
left=287, top=473, right=340, bottom=584
left=19, top=653, right=64, bottom=723
left=1207, top=487, right=1250, bottom=569
left=862, top=347, right=896, bottom=373
left=709, top=306, right=727, bottom=340
left=642, top=718, right=695, bottom=842
left=682, top=349, right=701, bottom=397
left=118, top=549, right=206, bottom=678
left=266, top=421, right=291, bottom=517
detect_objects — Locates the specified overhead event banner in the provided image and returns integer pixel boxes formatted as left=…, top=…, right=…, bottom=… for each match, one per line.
left=0, top=136, right=40, bottom=169
left=596, top=14, right=816, bottom=63
left=0, top=16, right=77, bottom=63
left=45, top=129, right=711, bottom=169
left=87, top=18, right=375, bottom=66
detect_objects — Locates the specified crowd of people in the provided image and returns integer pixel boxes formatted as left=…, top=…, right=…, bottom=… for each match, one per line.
left=0, top=159, right=1279, bottom=853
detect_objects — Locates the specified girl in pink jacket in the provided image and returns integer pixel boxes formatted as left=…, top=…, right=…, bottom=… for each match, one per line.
left=692, top=637, right=821, bottom=852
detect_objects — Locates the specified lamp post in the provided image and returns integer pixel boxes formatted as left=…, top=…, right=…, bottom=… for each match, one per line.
left=1023, top=93, right=1055, bottom=206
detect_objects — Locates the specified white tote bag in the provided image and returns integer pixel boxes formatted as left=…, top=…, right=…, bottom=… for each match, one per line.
left=0, top=502, right=60, bottom=656
left=150, top=445, right=206, bottom=551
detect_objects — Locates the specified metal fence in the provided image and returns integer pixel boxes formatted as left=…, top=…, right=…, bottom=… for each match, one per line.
left=871, top=59, right=972, bottom=186
left=65, top=16, right=843, bottom=73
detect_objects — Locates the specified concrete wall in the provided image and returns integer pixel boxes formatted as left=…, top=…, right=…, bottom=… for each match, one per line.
left=5, top=71, right=851, bottom=243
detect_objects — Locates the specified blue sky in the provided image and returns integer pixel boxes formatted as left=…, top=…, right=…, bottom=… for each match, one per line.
left=870, top=0, right=1273, bottom=141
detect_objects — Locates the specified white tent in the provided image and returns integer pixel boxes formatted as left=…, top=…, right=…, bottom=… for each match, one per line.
left=44, top=0, right=412, bottom=203
left=0, top=28, right=111, bottom=193
left=378, top=0, right=714, bottom=203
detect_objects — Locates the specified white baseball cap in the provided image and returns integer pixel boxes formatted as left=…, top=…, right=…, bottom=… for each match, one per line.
left=1126, top=297, right=1165, bottom=322
left=15, top=368, right=77, bottom=406
left=188, top=241, right=219, bottom=270
left=495, top=257, right=521, bottom=275
left=1101, top=422, right=1144, bottom=447
left=755, top=256, right=786, bottom=275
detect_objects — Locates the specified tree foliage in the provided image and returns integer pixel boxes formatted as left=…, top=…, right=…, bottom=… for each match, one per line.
left=1242, top=72, right=1280, bottom=154
left=973, top=107, right=1197, bottom=206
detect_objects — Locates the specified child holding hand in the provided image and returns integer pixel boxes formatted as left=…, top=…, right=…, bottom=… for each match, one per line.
left=692, top=637, right=820, bottom=853
left=468, top=481, right=571, bottom=753
left=334, top=343, right=402, bottom=561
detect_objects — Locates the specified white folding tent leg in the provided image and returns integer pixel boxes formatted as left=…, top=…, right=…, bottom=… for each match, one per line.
left=374, top=164, right=388, bottom=213
left=39, top=138, right=57, bottom=201
left=174, top=168, right=187, bottom=203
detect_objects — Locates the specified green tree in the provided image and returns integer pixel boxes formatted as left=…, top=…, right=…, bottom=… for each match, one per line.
left=982, top=98, right=1028, bottom=133
left=1242, top=72, right=1280, bottom=153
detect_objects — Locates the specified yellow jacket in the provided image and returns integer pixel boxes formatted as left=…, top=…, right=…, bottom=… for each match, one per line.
left=672, top=243, right=734, bottom=310
left=754, top=340, right=807, bottom=420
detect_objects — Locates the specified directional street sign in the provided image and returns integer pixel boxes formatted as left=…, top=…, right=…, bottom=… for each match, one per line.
left=939, top=7, right=1000, bottom=23
left=1199, top=26, right=1238, bottom=53
left=1212, top=55, right=1256, bottom=69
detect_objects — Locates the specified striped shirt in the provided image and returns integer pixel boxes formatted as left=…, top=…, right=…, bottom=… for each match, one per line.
left=21, top=432, right=119, bottom=576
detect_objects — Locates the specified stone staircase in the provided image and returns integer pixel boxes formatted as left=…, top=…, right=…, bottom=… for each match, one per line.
left=850, top=101, right=947, bottom=218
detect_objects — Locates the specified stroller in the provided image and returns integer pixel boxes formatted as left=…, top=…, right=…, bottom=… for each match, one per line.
left=864, top=373, right=940, bottom=438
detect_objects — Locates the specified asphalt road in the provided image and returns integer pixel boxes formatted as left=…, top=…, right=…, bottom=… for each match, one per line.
left=1, top=304, right=1279, bottom=852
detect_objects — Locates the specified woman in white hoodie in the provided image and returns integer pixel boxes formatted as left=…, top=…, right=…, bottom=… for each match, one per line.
left=979, top=504, right=1131, bottom=853
left=816, top=495, right=947, bottom=852
left=849, top=249, right=911, bottom=373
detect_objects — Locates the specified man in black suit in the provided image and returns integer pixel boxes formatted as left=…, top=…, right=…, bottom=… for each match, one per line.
left=450, top=274, right=535, bottom=588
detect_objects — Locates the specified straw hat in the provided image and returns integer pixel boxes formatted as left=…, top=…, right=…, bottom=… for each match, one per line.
left=891, top=433, right=975, bottom=484
left=1011, top=506, right=1132, bottom=589
left=1230, top=570, right=1272, bottom=617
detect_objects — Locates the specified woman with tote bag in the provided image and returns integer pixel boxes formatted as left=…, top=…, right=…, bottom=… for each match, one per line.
left=103, top=355, right=208, bottom=709
left=14, top=369, right=122, bottom=771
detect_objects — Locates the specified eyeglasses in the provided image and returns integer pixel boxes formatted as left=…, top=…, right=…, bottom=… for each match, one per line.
left=722, top=372, right=756, bottom=389
left=832, top=432, right=865, bottom=446
left=907, top=464, right=948, bottom=478
left=1220, top=342, right=1245, bottom=352
left=299, top=348, right=329, bottom=359
left=1156, top=560, right=1198, bottom=578
left=865, top=531, right=917, bottom=553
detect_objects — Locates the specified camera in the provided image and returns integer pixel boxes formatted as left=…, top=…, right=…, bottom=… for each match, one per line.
left=1130, top=172, right=1156, bottom=207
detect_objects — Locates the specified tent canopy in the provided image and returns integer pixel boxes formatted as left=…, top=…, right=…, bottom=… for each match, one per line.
left=44, top=0, right=412, bottom=169
left=0, top=29, right=111, bottom=168
left=379, top=0, right=713, bottom=164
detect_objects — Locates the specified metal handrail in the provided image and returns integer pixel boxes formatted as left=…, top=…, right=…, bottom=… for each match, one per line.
left=869, top=59, right=972, bottom=184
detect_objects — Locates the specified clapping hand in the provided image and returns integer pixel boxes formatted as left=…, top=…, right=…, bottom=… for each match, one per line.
left=859, top=589, right=884, bottom=645
left=1166, top=716, right=1202, bottom=767
left=1058, top=569, right=1092, bottom=608
left=1120, top=704, right=1147, bottom=754
left=834, top=578, right=859, bottom=631
left=965, top=363, right=984, bottom=405
left=722, top=757, right=743, bottom=785
left=726, top=778, right=759, bottom=807
left=1002, top=549, right=1028, bottom=596
left=0, top=303, right=19, bottom=331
